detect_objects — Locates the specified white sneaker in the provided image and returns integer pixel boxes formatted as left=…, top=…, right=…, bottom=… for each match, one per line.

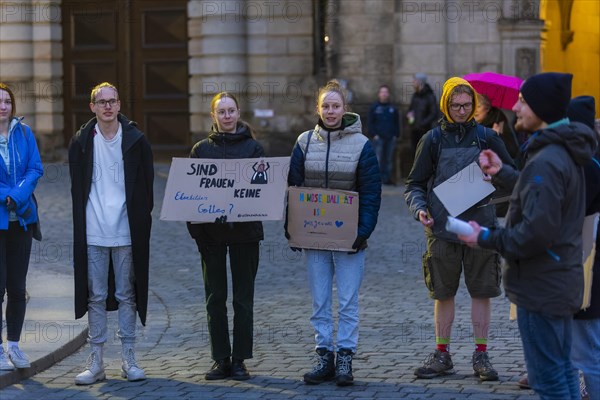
left=7, top=346, right=30, bottom=369
left=121, top=347, right=146, bottom=382
left=75, top=349, right=105, bottom=385
left=0, top=347, right=15, bottom=370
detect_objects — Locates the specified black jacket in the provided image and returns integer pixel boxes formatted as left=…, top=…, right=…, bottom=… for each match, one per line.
left=408, top=84, right=438, bottom=132
left=479, top=121, right=598, bottom=317
left=186, top=123, right=264, bottom=245
left=69, top=114, right=154, bottom=325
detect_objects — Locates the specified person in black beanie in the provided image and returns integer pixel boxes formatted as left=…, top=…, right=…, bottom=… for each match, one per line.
left=568, top=95, right=600, bottom=400
left=456, top=72, right=598, bottom=400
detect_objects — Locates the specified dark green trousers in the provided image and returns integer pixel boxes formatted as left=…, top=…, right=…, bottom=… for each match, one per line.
left=199, top=242, right=259, bottom=361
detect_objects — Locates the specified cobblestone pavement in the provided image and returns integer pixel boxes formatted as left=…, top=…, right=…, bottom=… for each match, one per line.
left=1, top=163, right=538, bottom=399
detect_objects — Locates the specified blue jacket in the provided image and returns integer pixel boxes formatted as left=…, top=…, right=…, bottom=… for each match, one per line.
left=0, top=117, right=43, bottom=230
left=288, top=113, right=381, bottom=241
left=367, top=101, right=400, bottom=139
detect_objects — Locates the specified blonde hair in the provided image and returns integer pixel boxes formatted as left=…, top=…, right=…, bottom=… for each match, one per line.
left=90, top=82, right=118, bottom=103
left=210, top=92, right=240, bottom=113
left=317, top=79, right=347, bottom=108
left=0, top=82, right=16, bottom=118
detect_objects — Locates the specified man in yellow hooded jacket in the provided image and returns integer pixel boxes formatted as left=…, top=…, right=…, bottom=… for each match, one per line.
left=404, top=77, right=514, bottom=381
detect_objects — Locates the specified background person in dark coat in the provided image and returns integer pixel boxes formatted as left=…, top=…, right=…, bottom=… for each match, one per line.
left=69, top=82, right=154, bottom=385
left=568, top=95, right=600, bottom=400
left=407, top=73, right=438, bottom=154
left=186, top=92, right=264, bottom=382
left=367, top=85, right=399, bottom=184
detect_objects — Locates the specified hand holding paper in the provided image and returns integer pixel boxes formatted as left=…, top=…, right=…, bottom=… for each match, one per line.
left=449, top=217, right=485, bottom=248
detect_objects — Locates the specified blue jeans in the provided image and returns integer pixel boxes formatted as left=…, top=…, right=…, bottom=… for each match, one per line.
left=572, top=318, right=600, bottom=400
left=374, top=136, right=396, bottom=183
left=87, top=245, right=137, bottom=345
left=517, top=307, right=579, bottom=400
left=305, top=249, right=365, bottom=353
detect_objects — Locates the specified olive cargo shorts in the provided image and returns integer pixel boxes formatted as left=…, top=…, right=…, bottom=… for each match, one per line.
left=422, top=236, right=501, bottom=300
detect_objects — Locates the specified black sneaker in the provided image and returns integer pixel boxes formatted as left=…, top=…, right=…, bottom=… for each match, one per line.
left=205, top=358, right=231, bottom=380
left=303, top=348, right=335, bottom=384
left=472, top=351, right=498, bottom=381
left=231, top=359, right=251, bottom=381
left=335, top=348, right=354, bottom=386
left=414, top=349, right=455, bottom=379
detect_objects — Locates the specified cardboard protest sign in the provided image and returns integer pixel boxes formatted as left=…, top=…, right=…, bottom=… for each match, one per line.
left=160, top=157, right=289, bottom=222
left=287, top=186, right=359, bottom=251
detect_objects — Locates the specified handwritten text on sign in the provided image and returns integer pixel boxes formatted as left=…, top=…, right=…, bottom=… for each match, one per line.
left=160, top=157, right=289, bottom=222
left=287, top=187, right=359, bottom=251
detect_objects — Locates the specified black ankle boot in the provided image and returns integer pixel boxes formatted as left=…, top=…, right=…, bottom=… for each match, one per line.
left=303, top=348, right=335, bottom=384
left=335, top=348, right=354, bottom=386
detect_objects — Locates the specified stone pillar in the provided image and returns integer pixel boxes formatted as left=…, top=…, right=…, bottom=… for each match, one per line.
left=0, top=0, right=63, bottom=160
left=188, top=0, right=248, bottom=142
left=326, top=0, right=397, bottom=107
left=32, top=0, right=63, bottom=159
left=243, top=0, right=314, bottom=153
left=1, top=0, right=35, bottom=118
left=498, top=0, right=544, bottom=80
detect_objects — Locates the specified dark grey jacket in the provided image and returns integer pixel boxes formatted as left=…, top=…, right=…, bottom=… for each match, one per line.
left=479, top=121, right=598, bottom=316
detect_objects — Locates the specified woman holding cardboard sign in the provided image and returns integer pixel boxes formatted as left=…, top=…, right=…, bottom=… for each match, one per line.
left=186, top=92, right=264, bottom=381
left=287, top=80, right=382, bottom=386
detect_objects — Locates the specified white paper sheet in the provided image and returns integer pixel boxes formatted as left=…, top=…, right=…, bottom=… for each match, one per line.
left=432, top=161, right=496, bottom=217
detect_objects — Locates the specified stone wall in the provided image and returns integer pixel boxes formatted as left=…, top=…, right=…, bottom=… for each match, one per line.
left=0, top=0, right=63, bottom=160
left=188, top=0, right=316, bottom=156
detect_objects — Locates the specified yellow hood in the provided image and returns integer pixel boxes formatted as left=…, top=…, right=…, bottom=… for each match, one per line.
left=440, top=77, right=478, bottom=123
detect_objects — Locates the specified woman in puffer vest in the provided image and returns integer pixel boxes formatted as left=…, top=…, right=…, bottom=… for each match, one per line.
left=287, top=80, right=381, bottom=386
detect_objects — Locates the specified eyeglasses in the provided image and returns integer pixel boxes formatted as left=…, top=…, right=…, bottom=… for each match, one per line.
left=215, top=109, right=237, bottom=117
left=449, top=102, right=473, bottom=112
left=94, top=98, right=119, bottom=107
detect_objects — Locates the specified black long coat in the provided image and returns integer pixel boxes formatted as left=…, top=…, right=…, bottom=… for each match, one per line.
left=69, top=114, right=154, bottom=325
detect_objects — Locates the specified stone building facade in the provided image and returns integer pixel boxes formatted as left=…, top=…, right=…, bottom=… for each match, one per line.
left=0, top=0, right=598, bottom=170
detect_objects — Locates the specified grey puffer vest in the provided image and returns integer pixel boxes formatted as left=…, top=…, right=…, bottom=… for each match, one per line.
left=297, top=113, right=368, bottom=190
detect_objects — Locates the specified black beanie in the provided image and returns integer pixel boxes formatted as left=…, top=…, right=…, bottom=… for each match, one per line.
left=567, top=96, right=596, bottom=130
left=520, top=72, right=573, bottom=124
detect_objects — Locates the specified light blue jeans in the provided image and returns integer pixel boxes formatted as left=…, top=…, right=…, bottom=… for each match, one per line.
left=305, top=249, right=365, bottom=353
left=87, top=245, right=137, bottom=345
left=572, top=318, right=600, bottom=400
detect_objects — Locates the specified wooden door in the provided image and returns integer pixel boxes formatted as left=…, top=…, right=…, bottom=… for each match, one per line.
left=62, top=0, right=189, bottom=154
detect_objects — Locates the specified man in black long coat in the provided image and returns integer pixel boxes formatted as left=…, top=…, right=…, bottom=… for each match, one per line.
left=69, top=82, right=154, bottom=385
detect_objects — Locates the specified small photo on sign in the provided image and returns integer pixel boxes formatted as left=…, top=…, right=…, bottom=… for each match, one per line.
left=287, top=186, right=359, bottom=252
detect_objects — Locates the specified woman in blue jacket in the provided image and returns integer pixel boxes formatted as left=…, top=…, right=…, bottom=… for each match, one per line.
left=287, top=80, right=381, bottom=386
left=0, top=83, right=43, bottom=370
